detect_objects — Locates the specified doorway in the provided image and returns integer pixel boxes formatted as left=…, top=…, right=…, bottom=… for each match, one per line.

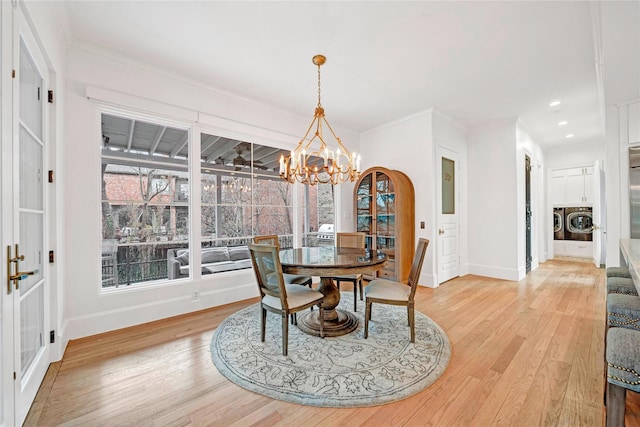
left=525, top=154, right=532, bottom=273
left=436, top=146, right=460, bottom=284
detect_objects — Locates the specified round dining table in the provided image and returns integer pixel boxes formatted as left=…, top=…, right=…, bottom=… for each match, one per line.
left=279, top=246, right=387, bottom=337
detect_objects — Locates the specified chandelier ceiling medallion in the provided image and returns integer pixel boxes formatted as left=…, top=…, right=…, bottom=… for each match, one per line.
left=279, top=55, right=361, bottom=185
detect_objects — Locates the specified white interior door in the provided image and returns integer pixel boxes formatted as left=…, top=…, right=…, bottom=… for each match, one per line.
left=1, top=3, right=10, bottom=426
left=593, top=160, right=603, bottom=267
left=436, top=146, right=460, bottom=284
left=2, top=9, right=50, bottom=426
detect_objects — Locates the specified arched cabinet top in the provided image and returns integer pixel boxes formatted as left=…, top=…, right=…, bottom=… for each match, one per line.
left=353, top=166, right=415, bottom=283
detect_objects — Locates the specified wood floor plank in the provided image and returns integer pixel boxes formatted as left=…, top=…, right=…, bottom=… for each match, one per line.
left=25, top=259, right=637, bottom=427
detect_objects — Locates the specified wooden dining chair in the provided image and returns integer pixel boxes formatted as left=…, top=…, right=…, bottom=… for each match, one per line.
left=333, top=232, right=366, bottom=311
left=364, top=238, right=429, bottom=343
left=248, top=243, right=324, bottom=356
left=253, top=235, right=313, bottom=288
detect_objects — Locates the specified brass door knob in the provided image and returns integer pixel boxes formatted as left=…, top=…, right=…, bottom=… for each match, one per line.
left=438, top=229, right=445, bottom=235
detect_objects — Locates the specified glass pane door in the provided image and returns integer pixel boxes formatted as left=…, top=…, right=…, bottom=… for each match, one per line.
left=12, top=17, right=50, bottom=425
left=17, top=35, right=45, bottom=384
left=437, top=148, right=460, bottom=284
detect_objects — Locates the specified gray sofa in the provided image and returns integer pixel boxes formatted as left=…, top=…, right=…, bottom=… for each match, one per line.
left=167, top=246, right=252, bottom=280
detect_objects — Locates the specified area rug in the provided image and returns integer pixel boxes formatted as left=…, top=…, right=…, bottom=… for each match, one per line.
left=210, top=294, right=451, bottom=407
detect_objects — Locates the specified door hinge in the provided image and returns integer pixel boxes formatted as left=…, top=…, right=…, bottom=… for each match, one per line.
left=48, top=170, right=54, bottom=183
left=12, top=69, right=15, bottom=78
left=48, top=90, right=54, bottom=103
left=13, top=372, right=16, bottom=380
left=49, top=250, right=54, bottom=263
left=50, top=330, right=55, bottom=344
left=37, top=87, right=40, bottom=101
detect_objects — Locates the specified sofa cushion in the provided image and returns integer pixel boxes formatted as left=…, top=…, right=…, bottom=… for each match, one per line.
left=202, top=247, right=230, bottom=264
left=205, top=261, right=245, bottom=273
left=176, top=250, right=190, bottom=266
left=231, top=258, right=252, bottom=270
left=228, top=246, right=250, bottom=261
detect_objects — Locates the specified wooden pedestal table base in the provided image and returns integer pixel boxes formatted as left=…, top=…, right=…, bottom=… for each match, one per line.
left=296, top=277, right=358, bottom=337
left=279, top=246, right=387, bottom=337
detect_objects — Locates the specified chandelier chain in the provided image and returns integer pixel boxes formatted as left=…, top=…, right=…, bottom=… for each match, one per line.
left=317, top=63, right=322, bottom=108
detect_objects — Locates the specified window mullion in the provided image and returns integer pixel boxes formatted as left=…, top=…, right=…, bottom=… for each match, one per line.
left=292, top=183, right=302, bottom=248
left=190, top=125, right=202, bottom=279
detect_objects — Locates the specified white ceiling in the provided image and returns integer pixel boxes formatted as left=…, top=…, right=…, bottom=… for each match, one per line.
left=61, top=1, right=625, bottom=147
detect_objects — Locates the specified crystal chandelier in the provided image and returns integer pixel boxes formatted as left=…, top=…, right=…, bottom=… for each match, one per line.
left=279, top=55, right=361, bottom=185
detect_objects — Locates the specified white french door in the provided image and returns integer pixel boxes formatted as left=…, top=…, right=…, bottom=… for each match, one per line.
left=1, top=5, right=50, bottom=426
left=436, top=146, right=460, bottom=285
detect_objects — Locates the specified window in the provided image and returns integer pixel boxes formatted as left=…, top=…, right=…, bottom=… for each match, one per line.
left=200, top=135, right=295, bottom=250
left=101, top=113, right=190, bottom=288
left=101, top=114, right=335, bottom=289
left=300, top=175, right=335, bottom=247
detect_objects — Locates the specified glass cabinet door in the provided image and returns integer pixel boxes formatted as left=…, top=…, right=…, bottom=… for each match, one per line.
left=357, top=170, right=396, bottom=258
left=356, top=173, right=373, bottom=247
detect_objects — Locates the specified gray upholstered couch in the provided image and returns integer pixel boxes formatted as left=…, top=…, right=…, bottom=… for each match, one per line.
left=167, top=246, right=252, bottom=280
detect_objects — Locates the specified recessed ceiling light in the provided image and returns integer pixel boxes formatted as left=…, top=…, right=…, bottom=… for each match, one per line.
left=549, top=100, right=561, bottom=107
left=565, top=134, right=574, bottom=138
left=558, top=121, right=568, bottom=126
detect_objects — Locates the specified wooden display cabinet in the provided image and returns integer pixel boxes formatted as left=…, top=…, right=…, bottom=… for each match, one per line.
left=354, top=166, right=415, bottom=283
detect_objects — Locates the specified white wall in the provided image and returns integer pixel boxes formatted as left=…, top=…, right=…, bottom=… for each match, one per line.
left=359, top=110, right=436, bottom=285
left=609, top=103, right=633, bottom=267
left=62, top=45, right=359, bottom=342
left=467, top=119, right=520, bottom=280
left=545, top=139, right=604, bottom=169
left=604, top=104, right=622, bottom=267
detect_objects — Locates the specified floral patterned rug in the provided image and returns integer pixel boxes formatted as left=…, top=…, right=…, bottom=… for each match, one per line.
left=210, top=294, right=451, bottom=407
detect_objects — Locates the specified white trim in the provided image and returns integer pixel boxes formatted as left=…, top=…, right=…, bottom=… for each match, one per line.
left=361, top=108, right=433, bottom=136
left=432, top=108, right=466, bottom=132
left=617, top=98, right=640, bottom=107
left=88, top=87, right=302, bottom=155
left=87, top=86, right=198, bottom=123
left=198, top=112, right=299, bottom=148
left=467, top=263, right=521, bottom=281
left=418, top=272, right=437, bottom=288
left=0, top=2, right=16, bottom=424
left=189, top=125, right=201, bottom=280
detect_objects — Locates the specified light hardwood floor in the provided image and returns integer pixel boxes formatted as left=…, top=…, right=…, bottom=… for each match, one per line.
left=24, top=259, right=640, bottom=426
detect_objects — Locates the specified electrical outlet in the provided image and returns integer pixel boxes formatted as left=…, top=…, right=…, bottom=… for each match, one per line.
left=192, top=290, right=200, bottom=300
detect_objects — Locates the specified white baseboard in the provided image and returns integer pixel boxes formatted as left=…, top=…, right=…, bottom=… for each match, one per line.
left=63, top=283, right=257, bottom=341
left=418, top=272, right=438, bottom=288
left=532, top=257, right=540, bottom=271
left=459, top=263, right=470, bottom=277
left=467, top=263, right=520, bottom=281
